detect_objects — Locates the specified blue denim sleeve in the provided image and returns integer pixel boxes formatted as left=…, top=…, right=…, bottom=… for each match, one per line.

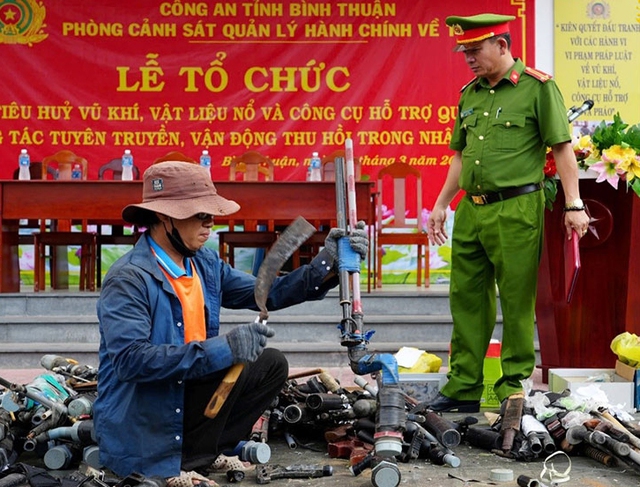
left=98, top=266, right=235, bottom=383
left=219, top=248, right=338, bottom=311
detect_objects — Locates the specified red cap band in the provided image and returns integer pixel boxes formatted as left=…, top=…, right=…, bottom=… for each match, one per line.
left=455, top=22, right=510, bottom=45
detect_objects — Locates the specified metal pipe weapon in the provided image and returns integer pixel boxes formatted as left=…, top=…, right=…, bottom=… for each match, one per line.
left=334, top=140, right=406, bottom=487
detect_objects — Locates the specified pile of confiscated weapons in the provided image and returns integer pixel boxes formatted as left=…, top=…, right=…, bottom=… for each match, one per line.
left=267, top=371, right=640, bottom=478
left=2, top=356, right=640, bottom=486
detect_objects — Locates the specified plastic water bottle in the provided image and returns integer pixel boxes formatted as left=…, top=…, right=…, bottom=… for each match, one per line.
left=121, top=149, right=134, bottom=180
left=18, top=149, right=31, bottom=180
left=200, top=150, right=211, bottom=171
left=309, top=152, right=322, bottom=181
left=71, top=163, right=82, bottom=179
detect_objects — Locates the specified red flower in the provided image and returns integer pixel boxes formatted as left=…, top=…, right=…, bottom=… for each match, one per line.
left=544, top=151, right=557, bottom=177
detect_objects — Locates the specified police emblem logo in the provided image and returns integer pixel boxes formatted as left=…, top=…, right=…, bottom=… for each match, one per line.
left=0, top=0, right=48, bottom=46
left=152, top=178, right=164, bottom=192
left=586, top=1, right=610, bottom=19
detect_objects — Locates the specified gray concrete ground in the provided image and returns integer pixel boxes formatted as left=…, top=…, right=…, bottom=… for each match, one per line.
left=4, top=368, right=640, bottom=487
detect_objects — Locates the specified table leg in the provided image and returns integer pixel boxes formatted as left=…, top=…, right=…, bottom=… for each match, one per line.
left=0, top=219, right=21, bottom=293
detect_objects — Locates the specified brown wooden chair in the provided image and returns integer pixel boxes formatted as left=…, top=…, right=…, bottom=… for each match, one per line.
left=42, top=150, right=88, bottom=180
left=98, top=157, right=141, bottom=180
left=375, top=162, right=429, bottom=288
left=34, top=150, right=97, bottom=291
left=33, top=231, right=97, bottom=292
left=219, top=151, right=277, bottom=272
left=12, top=161, right=58, bottom=181
left=95, top=158, right=142, bottom=287
left=229, top=151, right=274, bottom=181
left=321, top=150, right=362, bottom=182
left=153, top=151, right=197, bottom=164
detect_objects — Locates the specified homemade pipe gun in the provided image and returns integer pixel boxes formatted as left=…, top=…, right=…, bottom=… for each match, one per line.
left=333, top=139, right=406, bottom=487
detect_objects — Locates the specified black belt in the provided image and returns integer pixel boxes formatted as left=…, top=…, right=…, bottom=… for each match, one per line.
left=467, top=182, right=543, bottom=205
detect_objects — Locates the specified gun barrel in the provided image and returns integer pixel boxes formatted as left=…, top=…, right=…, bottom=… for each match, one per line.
left=424, top=412, right=461, bottom=448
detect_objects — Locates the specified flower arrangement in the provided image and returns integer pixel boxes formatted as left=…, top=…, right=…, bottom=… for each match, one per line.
left=543, top=113, right=640, bottom=210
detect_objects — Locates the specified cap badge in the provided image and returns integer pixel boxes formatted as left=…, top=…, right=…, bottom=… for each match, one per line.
left=152, top=178, right=164, bottom=191
left=452, top=24, right=464, bottom=35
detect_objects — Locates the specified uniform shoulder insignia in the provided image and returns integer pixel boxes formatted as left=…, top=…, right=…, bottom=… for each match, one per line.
left=460, top=77, right=478, bottom=92
left=524, top=66, right=552, bottom=82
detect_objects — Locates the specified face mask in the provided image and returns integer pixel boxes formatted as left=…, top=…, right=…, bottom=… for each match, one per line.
left=164, top=219, right=197, bottom=258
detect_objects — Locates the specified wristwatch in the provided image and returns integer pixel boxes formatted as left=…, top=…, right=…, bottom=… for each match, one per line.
left=564, top=198, right=585, bottom=211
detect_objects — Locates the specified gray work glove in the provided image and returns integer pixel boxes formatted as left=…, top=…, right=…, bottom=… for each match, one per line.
left=226, top=321, right=276, bottom=363
left=324, top=220, right=369, bottom=262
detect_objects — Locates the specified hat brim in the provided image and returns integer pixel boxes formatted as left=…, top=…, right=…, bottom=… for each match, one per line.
left=122, top=194, right=240, bottom=226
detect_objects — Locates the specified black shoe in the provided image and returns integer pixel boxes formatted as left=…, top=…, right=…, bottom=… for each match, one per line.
left=425, top=392, right=480, bottom=413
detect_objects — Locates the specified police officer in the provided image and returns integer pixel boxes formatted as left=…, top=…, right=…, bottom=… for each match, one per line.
left=425, top=13, right=590, bottom=412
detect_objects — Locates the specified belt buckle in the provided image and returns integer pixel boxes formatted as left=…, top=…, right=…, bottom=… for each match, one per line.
left=471, top=194, right=488, bottom=205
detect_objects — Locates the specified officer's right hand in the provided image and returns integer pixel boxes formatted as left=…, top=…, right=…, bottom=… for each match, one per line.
left=427, top=208, right=448, bottom=246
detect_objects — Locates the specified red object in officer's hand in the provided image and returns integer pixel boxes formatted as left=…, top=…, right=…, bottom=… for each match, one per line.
left=564, top=229, right=581, bottom=303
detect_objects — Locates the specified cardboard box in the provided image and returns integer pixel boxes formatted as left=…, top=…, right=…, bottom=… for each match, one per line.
left=615, top=360, right=640, bottom=408
left=549, top=368, right=635, bottom=412
left=398, top=373, right=448, bottom=404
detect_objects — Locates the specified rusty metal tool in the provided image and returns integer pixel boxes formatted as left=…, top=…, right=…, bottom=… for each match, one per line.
left=204, top=216, right=316, bottom=419
left=256, top=464, right=333, bottom=484
left=500, top=392, right=525, bottom=453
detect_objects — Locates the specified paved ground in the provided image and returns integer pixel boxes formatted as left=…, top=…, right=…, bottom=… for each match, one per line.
left=4, top=368, right=640, bottom=487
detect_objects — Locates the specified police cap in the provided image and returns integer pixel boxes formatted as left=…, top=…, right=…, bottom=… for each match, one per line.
left=445, top=13, right=515, bottom=51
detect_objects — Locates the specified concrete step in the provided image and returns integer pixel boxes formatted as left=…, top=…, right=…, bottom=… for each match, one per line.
left=0, top=286, right=512, bottom=369
left=0, top=293, right=101, bottom=317
left=0, top=316, right=505, bottom=353
left=0, top=289, right=457, bottom=317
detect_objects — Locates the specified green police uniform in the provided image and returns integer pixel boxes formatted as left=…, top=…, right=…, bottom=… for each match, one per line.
left=441, top=17, right=572, bottom=402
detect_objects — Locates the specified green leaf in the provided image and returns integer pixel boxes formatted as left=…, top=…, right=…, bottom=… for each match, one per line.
left=591, top=112, right=628, bottom=151
left=543, top=177, right=558, bottom=210
left=631, top=178, right=640, bottom=198
left=622, top=123, right=640, bottom=152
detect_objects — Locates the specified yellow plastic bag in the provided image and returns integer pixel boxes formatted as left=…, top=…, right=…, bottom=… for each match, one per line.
left=610, top=332, right=640, bottom=367
left=397, top=351, right=443, bottom=373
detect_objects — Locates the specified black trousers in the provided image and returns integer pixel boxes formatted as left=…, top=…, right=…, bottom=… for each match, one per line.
left=181, top=348, right=288, bottom=472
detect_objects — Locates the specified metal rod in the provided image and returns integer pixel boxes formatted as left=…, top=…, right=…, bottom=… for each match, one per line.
left=344, top=138, right=363, bottom=316
left=334, top=152, right=352, bottom=324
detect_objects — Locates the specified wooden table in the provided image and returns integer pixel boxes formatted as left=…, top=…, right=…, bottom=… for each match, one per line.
left=0, top=180, right=375, bottom=293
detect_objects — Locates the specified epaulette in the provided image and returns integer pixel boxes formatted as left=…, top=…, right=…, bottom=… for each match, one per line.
left=524, top=66, right=552, bottom=82
left=459, top=77, right=478, bottom=92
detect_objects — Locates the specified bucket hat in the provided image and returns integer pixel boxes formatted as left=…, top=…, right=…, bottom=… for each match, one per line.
left=122, top=161, right=240, bottom=225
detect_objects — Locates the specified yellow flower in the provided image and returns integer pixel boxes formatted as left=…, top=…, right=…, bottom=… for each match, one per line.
left=602, top=144, right=636, bottom=163
left=573, top=135, right=595, bottom=162
left=618, top=153, right=640, bottom=182
left=574, top=135, right=593, bottom=151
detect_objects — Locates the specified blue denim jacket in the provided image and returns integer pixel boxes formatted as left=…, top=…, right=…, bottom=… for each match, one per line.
left=94, top=234, right=336, bottom=478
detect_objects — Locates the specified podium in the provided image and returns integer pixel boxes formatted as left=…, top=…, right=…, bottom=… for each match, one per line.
left=536, top=177, right=640, bottom=381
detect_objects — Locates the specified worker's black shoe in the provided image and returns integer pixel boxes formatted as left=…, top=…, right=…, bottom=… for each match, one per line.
left=423, top=392, right=480, bottom=413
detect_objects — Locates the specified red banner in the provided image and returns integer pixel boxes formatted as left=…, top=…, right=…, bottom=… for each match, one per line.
left=1, top=0, right=535, bottom=207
